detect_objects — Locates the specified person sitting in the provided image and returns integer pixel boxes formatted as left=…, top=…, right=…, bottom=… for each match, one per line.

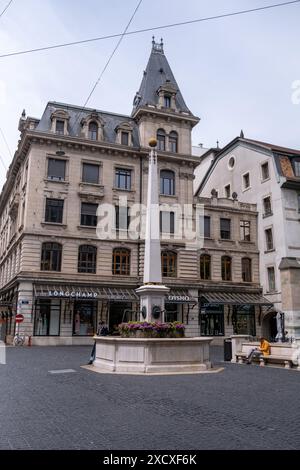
left=246, top=337, right=271, bottom=364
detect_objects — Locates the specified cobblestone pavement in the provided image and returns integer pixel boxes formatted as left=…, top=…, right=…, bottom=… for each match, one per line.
left=0, top=346, right=299, bottom=450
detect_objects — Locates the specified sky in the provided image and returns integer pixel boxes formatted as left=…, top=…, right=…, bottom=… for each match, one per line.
left=0, top=0, right=300, bottom=189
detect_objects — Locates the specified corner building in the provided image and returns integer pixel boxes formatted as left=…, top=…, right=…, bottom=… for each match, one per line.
left=0, top=40, right=268, bottom=345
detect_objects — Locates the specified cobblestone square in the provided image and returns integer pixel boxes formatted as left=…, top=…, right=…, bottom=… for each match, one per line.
left=0, top=346, right=299, bottom=450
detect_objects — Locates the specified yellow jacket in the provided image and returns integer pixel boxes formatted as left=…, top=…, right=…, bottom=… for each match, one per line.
left=259, top=339, right=271, bottom=356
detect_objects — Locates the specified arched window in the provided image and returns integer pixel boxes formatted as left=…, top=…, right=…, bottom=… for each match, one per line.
left=169, top=131, right=178, bottom=153
left=88, top=121, right=98, bottom=140
left=157, top=129, right=166, bottom=151
left=78, top=245, right=97, bottom=273
left=112, top=248, right=130, bottom=275
left=161, top=251, right=177, bottom=277
left=242, top=258, right=252, bottom=282
left=41, top=242, right=62, bottom=271
left=160, top=170, right=175, bottom=195
left=200, top=254, right=211, bottom=280
left=221, top=256, right=231, bottom=281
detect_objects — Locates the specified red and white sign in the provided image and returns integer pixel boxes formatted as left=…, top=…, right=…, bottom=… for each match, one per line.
left=15, top=314, right=24, bottom=323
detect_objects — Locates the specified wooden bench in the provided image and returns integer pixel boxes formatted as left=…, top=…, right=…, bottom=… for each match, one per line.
left=236, top=342, right=298, bottom=369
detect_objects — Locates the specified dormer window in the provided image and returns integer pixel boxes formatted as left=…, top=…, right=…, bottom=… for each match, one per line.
left=121, top=132, right=129, bottom=146
left=164, top=95, right=171, bottom=108
left=88, top=122, right=98, bottom=141
left=55, top=120, right=64, bottom=135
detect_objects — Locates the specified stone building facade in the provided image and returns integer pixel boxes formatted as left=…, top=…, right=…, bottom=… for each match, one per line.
left=0, top=40, right=269, bottom=345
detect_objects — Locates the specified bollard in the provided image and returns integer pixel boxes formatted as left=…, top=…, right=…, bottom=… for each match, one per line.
left=28, top=335, right=32, bottom=347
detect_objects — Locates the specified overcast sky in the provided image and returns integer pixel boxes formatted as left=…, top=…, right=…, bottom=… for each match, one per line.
left=0, top=0, right=300, bottom=189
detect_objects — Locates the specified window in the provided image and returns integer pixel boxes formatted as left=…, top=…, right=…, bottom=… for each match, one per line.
left=298, top=194, right=300, bottom=213
left=160, top=211, right=175, bottom=234
left=204, top=216, right=210, bottom=238
left=232, top=305, right=256, bottom=336
left=112, top=248, right=130, bottom=275
left=169, top=131, right=178, bottom=153
left=243, top=172, right=250, bottom=189
left=115, top=206, right=130, bottom=231
left=263, top=196, right=272, bottom=217
left=242, top=258, right=252, bottom=282
left=267, top=267, right=276, bottom=291
left=161, top=251, right=177, bottom=277
left=228, top=156, right=235, bottom=169
left=220, top=218, right=231, bottom=239
left=121, top=131, right=129, bottom=146
left=47, top=158, right=66, bottom=181
left=261, top=162, right=270, bottom=180
left=265, top=228, right=274, bottom=251
left=88, top=122, right=98, bottom=140
left=41, top=242, right=62, bottom=271
left=240, top=220, right=250, bottom=241
left=293, top=159, right=300, bottom=177
left=160, top=170, right=175, bottom=195
left=73, top=301, right=96, bottom=336
left=200, top=305, right=224, bottom=336
left=81, top=202, right=97, bottom=227
left=224, top=184, right=231, bottom=198
left=200, top=254, right=211, bottom=280
left=78, top=245, right=97, bottom=273
left=115, top=168, right=132, bottom=190
left=164, top=95, right=171, bottom=108
left=221, top=256, right=231, bottom=281
left=55, top=120, right=64, bottom=135
left=34, top=299, right=60, bottom=336
left=157, top=129, right=166, bottom=151
left=82, top=163, right=99, bottom=184
left=45, top=198, right=64, bottom=224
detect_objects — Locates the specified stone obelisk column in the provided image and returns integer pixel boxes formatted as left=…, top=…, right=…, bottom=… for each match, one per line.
left=136, top=138, right=169, bottom=322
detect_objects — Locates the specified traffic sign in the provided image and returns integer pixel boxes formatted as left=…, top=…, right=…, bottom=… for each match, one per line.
left=15, top=314, right=24, bottom=323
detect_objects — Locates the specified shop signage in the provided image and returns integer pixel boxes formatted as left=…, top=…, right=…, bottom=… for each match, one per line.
left=48, top=290, right=98, bottom=299
left=168, top=295, right=190, bottom=302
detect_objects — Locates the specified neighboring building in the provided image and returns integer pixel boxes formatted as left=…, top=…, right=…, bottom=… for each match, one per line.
left=196, top=136, right=300, bottom=342
left=0, top=40, right=269, bottom=345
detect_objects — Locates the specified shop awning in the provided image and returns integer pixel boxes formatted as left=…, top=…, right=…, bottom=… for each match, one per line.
left=167, top=289, right=197, bottom=304
left=200, top=292, right=272, bottom=306
left=33, top=285, right=139, bottom=302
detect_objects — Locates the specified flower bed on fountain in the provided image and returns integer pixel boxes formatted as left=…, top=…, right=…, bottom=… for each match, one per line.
left=118, top=321, right=185, bottom=338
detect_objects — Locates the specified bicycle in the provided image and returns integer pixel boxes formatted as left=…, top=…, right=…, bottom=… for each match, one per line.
left=13, top=333, right=26, bottom=346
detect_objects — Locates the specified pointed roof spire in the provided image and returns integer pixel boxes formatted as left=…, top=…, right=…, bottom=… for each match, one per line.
left=132, top=38, right=191, bottom=114
left=240, top=129, right=244, bottom=138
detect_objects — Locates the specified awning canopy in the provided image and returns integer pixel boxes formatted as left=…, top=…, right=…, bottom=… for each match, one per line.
left=200, top=292, right=272, bottom=306
left=34, top=285, right=139, bottom=302
left=167, top=289, right=197, bottom=304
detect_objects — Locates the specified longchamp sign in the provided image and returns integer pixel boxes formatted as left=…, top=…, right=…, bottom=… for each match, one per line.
left=48, top=290, right=98, bottom=299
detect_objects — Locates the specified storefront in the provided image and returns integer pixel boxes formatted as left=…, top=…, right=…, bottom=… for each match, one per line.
left=0, top=288, right=17, bottom=342
left=199, top=290, right=272, bottom=342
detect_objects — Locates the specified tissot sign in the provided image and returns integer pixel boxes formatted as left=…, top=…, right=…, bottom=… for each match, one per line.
left=48, top=290, right=98, bottom=299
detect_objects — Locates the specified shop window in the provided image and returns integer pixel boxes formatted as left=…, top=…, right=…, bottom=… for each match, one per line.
left=232, top=305, right=256, bottom=336
left=200, top=254, right=211, bottom=280
left=221, top=256, right=231, bottom=281
left=41, top=242, right=62, bottom=271
left=200, top=304, right=224, bottom=336
left=115, top=168, right=132, bottom=190
left=88, top=121, right=98, bottom=140
left=78, top=245, right=97, bottom=273
left=34, top=299, right=61, bottom=336
left=161, top=251, right=177, bottom=277
left=157, top=129, right=166, bottom=151
left=220, top=218, right=231, bottom=239
left=81, top=202, right=98, bottom=227
left=82, top=163, right=100, bottom=184
left=160, top=170, right=175, bottom=195
left=164, top=303, right=178, bottom=322
left=73, top=301, right=96, bottom=336
left=47, top=158, right=66, bottom=181
left=45, top=198, right=64, bottom=224
left=240, top=220, right=250, bottom=241
left=169, top=131, right=178, bottom=153
left=242, top=257, right=252, bottom=282
left=112, top=248, right=130, bottom=275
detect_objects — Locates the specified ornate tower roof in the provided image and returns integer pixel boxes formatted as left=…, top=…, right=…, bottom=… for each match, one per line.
left=132, top=37, right=192, bottom=115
